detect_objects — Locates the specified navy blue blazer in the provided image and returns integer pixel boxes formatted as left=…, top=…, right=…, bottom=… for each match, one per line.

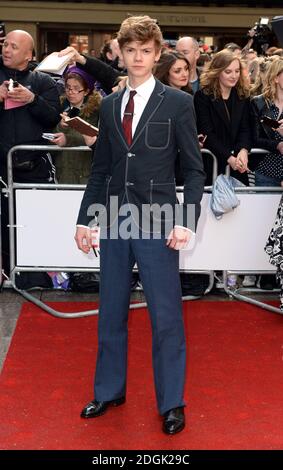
left=77, top=79, right=205, bottom=232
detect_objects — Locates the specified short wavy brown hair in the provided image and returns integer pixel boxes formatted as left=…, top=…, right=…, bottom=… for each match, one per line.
left=117, top=15, right=163, bottom=51
left=200, top=49, right=249, bottom=99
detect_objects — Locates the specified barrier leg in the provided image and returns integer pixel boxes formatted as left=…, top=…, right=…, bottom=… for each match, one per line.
left=222, top=270, right=283, bottom=315
left=9, top=266, right=214, bottom=319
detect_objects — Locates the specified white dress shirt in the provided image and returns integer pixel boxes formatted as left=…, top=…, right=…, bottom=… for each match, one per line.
left=121, top=75, right=156, bottom=136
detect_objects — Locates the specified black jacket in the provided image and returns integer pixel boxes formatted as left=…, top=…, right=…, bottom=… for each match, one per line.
left=77, top=79, right=205, bottom=233
left=194, top=88, right=252, bottom=175
left=250, top=94, right=281, bottom=153
left=77, top=56, right=122, bottom=95
left=0, top=58, right=61, bottom=170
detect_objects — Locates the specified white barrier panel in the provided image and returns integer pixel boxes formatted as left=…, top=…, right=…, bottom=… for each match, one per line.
left=16, top=189, right=280, bottom=271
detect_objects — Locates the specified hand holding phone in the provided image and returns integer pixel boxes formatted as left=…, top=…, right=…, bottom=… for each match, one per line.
left=42, top=133, right=56, bottom=141
left=260, top=115, right=280, bottom=129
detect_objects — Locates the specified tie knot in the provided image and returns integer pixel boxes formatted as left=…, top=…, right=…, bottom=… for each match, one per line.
left=129, top=90, right=137, bottom=100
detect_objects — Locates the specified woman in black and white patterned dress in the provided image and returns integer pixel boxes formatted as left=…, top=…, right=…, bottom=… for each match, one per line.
left=265, top=195, right=283, bottom=309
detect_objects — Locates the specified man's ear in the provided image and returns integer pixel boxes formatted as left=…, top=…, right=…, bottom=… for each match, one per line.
left=26, top=50, right=33, bottom=61
left=155, top=49, right=161, bottom=63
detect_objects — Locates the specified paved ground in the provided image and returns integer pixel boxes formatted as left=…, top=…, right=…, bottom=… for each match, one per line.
left=0, top=285, right=279, bottom=373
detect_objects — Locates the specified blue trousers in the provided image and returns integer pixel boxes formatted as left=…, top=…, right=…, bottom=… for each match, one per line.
left=94, top=232, right=186, bottom=415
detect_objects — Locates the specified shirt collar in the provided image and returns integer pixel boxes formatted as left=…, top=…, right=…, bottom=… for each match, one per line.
left=126, top=75, right=156, bottom=101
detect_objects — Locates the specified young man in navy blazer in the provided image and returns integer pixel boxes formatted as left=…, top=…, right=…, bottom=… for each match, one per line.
left=74, top=16, right=205, bottom=435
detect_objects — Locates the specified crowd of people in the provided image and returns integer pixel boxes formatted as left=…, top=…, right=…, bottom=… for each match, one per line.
left=0, top=24, right=283, bottom=292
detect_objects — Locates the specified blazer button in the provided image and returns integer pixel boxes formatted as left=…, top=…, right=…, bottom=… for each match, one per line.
left=127, top=152, right=135, bottom=158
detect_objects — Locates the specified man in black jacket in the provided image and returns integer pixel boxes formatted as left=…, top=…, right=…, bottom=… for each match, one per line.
left=0, top=30, right=61, bottom=183
left=0, top=30, right=61, bottom=277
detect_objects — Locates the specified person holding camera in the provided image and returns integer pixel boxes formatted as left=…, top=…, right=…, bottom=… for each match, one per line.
left=0, top=29, right=61, bottom=281
left=0, top=30, right=61, bottom=183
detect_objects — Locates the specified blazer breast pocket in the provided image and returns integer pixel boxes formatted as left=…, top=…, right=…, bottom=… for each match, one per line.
left=145, top=120, right=171, bottom=150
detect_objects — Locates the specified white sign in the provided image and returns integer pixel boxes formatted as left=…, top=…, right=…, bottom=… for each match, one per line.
left=15, top=190, right=280, bottom=271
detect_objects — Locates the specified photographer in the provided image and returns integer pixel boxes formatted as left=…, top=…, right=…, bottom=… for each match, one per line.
left=246, top=18, right=274, bottom=56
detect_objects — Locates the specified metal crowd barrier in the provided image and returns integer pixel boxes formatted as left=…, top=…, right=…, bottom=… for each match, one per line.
left=4, top=145, right=218, bottom=318
left=222, top=149, right=282, bottom=315
left=0, top=186, right=2, bottom=288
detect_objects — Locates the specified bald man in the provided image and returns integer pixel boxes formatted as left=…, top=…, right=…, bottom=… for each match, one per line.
left=0, top=29, right=61, bottom=278
left=0, top=29, right=61, bottom=180
left=2, top=30, right=34, bottom=70
left=176, top=36, right=200, bottom=94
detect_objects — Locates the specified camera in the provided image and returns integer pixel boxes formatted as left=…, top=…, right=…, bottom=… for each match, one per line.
left=252, top=17, right=270, bottom=36
left=0, top=22, right=5, bottom=37
left=0, top=21, right=5, bottom=54
left=250, top=17, right=273, bottom=54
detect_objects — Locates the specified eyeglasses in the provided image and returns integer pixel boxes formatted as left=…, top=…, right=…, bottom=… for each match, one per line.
left=65, top=86, right=84, bottom=94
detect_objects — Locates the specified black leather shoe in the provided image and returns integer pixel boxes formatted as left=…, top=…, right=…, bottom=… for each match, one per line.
left=81, top=397, right=125, bottom=418
left=162, top=407, right=185, bottom=435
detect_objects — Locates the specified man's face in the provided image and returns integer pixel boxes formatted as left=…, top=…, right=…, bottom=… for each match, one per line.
left=121, top=40, right=161, bottom=83
left=176, top=39, right=200, bottom=69
left=2, top=32, right=32, bottom=70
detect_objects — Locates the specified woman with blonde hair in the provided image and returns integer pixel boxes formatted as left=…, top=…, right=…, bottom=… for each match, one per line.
left=251, top=57, right=283, bottom=187
left=194, top=49, right=252, bottom=184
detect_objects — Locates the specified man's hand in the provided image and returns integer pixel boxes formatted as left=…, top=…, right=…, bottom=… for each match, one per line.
left=7, top=83, right=34, bottom=104
left=74, top=226, right=92, bottom=253
left=58, top=46, right=86, bottom=65
left=52, top=132, right=67, bottom=147
left=0, top=81, right=8, bottom=102
left=166, top=227, right=192, bottom=250
left=75, top=226, right=100, bottom=253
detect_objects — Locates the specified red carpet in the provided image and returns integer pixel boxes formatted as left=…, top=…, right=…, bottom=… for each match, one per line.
left=1, top=300, right=283, bottom=450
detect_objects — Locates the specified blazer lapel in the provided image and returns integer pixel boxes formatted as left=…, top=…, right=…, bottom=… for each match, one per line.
left=131, top=79, right=166, bottom=148
left=113, top=88, right=128, bottom=148
left=112, top=79, right=166, bottom=149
